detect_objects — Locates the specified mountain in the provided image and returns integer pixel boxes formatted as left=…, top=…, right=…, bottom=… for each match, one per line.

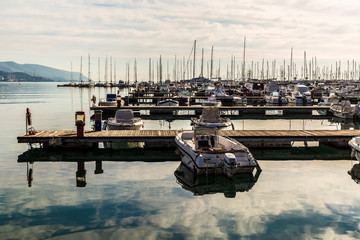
left=0, top=61, right=87, bottom=82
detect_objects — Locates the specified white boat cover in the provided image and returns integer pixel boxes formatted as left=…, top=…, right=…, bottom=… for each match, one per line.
left=115, top=109, right=134, bottom=121
left=200, top=107, right=220, bottom=123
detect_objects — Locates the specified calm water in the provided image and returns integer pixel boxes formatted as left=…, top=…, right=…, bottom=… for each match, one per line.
left=1, top=82, right=360, bottom=239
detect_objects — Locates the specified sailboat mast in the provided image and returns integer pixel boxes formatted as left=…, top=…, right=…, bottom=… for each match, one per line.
left=159, top=55, right=162, bottom=84
left=200, top=48, right=204, bottom=77
left=242, top=37, right=246, bottom=81
left=70, top=62, right=73, bottom=82
left=289, top=47, right=293, bottom=81
left=79, top=56, right=83, bottom=83
left=149, top=58, right=151, bottom=82
left=98, top=57, right=100, bottom=83
left=193, top=40, right=196, bottom=79
left=210, top=46, right=214, bottom=80
left=88, top=54, right=91, bottom=83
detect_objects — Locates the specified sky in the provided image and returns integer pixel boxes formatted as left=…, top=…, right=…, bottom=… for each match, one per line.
left=1, top=0, right=360, bottom=81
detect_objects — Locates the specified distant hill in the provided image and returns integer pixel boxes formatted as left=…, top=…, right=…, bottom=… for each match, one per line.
left=0, top=61, right=87, bottom=82
left=0, top=71, right=53, bottom=82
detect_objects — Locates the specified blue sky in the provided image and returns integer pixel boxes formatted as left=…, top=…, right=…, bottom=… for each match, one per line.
left=1, top=0, right=359, bottom=80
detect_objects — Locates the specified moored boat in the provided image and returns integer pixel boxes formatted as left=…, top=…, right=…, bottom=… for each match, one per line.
left=175, top=128, right=261, bottom=177
left=329, top=100, right=354, bottom=119
left=150, top=99, right=179, bottom=114
left=191, top=107, right=233, bottom=130
left=104, top=109, right=143, bottom=130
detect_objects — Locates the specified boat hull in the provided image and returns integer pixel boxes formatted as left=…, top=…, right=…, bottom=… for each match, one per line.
left=175, top=132, right=258, bottom=177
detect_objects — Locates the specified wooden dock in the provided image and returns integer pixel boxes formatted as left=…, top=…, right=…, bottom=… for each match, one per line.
left=90, top=105, right=330, bottom=116
left=17, top=129, right=358, bottom=149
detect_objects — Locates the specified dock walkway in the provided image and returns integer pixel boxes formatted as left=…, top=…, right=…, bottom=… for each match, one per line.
left=18, top=129, right=358, bottom=148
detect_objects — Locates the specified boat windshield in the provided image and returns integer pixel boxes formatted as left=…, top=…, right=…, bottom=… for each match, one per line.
left=272, top=91, right=279, bottom=97
left=296, top=86, right=308, bottom=93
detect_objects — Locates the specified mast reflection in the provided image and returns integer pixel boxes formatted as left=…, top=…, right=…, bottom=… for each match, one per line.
left=174, top=163, right=261, bottom=198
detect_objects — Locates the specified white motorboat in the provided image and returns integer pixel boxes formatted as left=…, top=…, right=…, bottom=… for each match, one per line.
left=191, top=107, right=233, bottom=130
left=104, top=109, right=143, bottom=130
left=349, top=137, right=360, bottom=162
left=202, top=97, right=222, bottom=107
left=150, top=99, right=179, bottom=114
left=175, top=128, right=261, bottom=177
left=266, top=91, right=287, bottom=105
left=329, top=100, right=354, bottom=119
left=99, top=94, right=124, bottom=106
left=290, top=84, right=312, bottom=105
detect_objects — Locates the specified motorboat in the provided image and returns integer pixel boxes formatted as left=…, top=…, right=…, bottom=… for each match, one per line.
left=290, top=84, right=312, bottom=105
left=98, top=94, right=124, bottom=106
left=214, top=84, right=235, bottom=106
left=174, top=162, right=261, bottom=198
left=349, top=137, right=360, bottom=162
left=175, top=128, right=261, bottom=177
left=191, top=107, right=233, bottom=130
left=266, top=91, right=287, bottom=105
left=150, top=99, right=179, bottom=114
left=329, top=100, right=354, bottom=119
left=104, top=109, right=143, bottom=130
left=317, top=93, right=339, bottom=115
left=202, top=97, right=222, bottom=107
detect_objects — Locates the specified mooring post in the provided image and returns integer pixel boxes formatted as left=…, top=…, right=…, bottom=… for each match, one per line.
left=75, top=111, right=85, bottom=137
left=94, top=110, right=102, bottom=131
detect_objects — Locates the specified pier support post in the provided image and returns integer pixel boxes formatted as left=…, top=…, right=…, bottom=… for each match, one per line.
left=94, top=110, right=102, bottom=131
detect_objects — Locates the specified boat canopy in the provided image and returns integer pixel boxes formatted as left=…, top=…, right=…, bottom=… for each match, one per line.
left=200, top=107, right=220, bottom=123
left=115, top=109, right=134, bottom=120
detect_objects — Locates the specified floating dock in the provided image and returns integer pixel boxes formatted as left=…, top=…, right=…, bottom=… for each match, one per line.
left=90, top=105, right=330, bottom=116
left=18, top=129, right=358, bottom=149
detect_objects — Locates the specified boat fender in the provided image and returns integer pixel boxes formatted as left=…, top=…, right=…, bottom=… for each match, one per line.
left=103, top=121, right=108, bottom=130
left=91, top=95, right=96, bottom=104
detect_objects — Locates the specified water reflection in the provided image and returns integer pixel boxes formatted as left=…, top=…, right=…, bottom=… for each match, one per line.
left=331, top=117, right=360, bottom=130
left=348, top=163, right=360, bottom=184
left=19, top=148, right=180, bottom=187
left=174, top=163, right=261, bottom=198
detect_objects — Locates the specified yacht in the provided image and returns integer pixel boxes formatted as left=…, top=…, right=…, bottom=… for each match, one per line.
left=150, top=99, right=179, bottom=114
left=329, top=100, right=354, bottom=119
left=104, top=109, right=143, bottom=130
left=290, top=84, right=312, bottom=105
left=98, top=94, right=124, bottom=106
left=191, top=107, right=233, bottom=130
left=175, top=128, right=261, bottom=177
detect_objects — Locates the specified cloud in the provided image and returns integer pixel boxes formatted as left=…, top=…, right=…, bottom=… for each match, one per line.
left=1, top=0, right=360, bottom=80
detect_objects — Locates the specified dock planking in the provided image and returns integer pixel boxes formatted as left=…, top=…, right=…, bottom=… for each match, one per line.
left=90, top=105, right=330, bottom=111
left=18, top=129, right=360, bottom=149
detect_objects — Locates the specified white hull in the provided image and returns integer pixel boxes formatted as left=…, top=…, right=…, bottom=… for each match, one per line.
left=349, top=137, right=360, bottom=162
left=175, top=131, right=259, bottom=177
left=106, top=121, right=143, bottom=130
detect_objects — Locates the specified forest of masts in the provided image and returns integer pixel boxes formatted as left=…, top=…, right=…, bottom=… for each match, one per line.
left=76, top=41, right=360, bottom=84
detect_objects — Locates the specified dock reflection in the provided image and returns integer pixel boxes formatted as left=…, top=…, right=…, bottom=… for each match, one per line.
left=174, top=163, right=261, bottom=198
left=19, top=148, right=179, bottom=188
